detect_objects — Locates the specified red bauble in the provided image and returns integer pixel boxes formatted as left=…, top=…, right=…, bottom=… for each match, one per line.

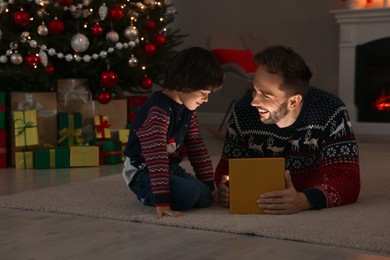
left=25, top=54, right=40, bottom=68
left=100, top=70, right=118, bottom=88
left=48, top=19, right=65, bottom=35
left=153, top=34, right=166, bottom=47
left=141, top=76, right=153, bottom=89
left=44, top=65, right=55, bottom=74
left=58, top=0, right=73, bottom=6
left=91, top=24, right=104, bottom=37
left=97, top=91, right=112, bottom=104
left=143, top=43, right=156, bottom=56
left=14, top=11, right=30, bottom=27
left=109, top=6, right=124, bottom=21
left=144, top=18, right=156, bottom=32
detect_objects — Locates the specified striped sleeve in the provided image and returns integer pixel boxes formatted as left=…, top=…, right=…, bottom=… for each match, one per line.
left=184, top=112, right=215, bottom=190
left=136, top=106, right=171, bottom=206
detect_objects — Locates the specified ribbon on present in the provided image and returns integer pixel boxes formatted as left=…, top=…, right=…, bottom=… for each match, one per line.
left=58, top=128, right=84, bottom=146
left=101, top=150, right=122, bottom=164
left=14, top=112, right=37, bottom=147
left=49, top=149, right=56, bottom=168
left=95, top=116, right=111, bottom=139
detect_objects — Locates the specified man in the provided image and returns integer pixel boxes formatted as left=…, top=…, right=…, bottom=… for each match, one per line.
left=215, top=45, right=360, bottom=214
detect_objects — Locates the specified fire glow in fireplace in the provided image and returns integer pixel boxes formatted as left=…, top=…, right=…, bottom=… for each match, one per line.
left=355, top=37, right=390, bottom=123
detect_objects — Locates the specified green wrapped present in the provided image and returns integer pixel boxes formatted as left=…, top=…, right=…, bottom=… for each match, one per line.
left=57, top=112, right=83, bottom=147
left=89, top=140, right=122, bottom=165
left=33, top=147, right=70, bottom=169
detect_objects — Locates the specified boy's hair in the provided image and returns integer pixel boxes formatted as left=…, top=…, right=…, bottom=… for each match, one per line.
left=254, top=45, right=312, bottom=98
left=163, top=47, right=224, bottom=92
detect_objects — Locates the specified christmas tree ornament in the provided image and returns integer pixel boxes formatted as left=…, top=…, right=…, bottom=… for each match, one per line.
left=124, top=25, right=139, bottom=41
left=0, top=56, right=7, bottom=63
left=58, top=0, right=73, bottom=6
left=37, top=23, right=49, bottom=36
left=44, top=65, right=55, bottom=74
left=106, top=31, right=119, bottom=43
left=91, top=23, right=104, bottom=36
left=35, top=0, right=50, bottom=6
left=39, top=51, right=48, bottom=66
left=29, top=40, right=38, bottom=48
left=144, top=18, right=156, bottom=31
left=128, top=55, right=138, bottom=67
left=48, top=18, right=65, bottom=35
left=100, top=70, right=118, bottom=88
left=65, top=54, right=73, bottom=62
left=153, top=33, right=166, bottom=47
left=97, top=90, right=111, bottom=104
left=13, top=10, right=30, bottom=27
left=99, top=3, right=108, bottom=20
left=10, top=52, right=23, bottom=65
left=71, top=33, right=89, bottom=52
left=141, top=76, right=153, bottom=89
left=25, top=54, right=40, bottom=68
left=19, top=32, right=30, bottom=43
left=109, top=6, right=124, bottom=21
left=83, top=55, right=91, bottom=62
left=143, top=42, right=156, bottom=56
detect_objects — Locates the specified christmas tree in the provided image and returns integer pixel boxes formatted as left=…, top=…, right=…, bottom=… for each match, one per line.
left=0, top=0, right=185, bottom=101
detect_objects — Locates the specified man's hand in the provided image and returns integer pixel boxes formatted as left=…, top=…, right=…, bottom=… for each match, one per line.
left=256, top=170, right=313, bottom=214
left=217, top=175, right=230, bottom=207
left=155, top=206, right=185, bottom=219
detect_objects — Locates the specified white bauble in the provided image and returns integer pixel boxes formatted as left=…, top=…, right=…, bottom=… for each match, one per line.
left=71, top=33, right=90, bottom=53
left=106, top=31, right=119, bottom=43
left=37, top=24, right=49, bottom=36
left=10, top=53, right=23, bottom=65
left=124, top=26, right=138, bottom=41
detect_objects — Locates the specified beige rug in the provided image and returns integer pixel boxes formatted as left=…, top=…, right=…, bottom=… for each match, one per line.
left=0, top=143, right=389, bottom=254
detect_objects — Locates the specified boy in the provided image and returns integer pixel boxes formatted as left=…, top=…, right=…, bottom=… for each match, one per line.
left=122, top=47, right=224, bottom=219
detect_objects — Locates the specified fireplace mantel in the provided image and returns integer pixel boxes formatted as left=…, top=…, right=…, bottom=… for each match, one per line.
left=332, top=8, right=390, bottom=135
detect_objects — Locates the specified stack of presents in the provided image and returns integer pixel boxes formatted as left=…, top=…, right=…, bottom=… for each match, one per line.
left=0, top=85, right=148, bottom=169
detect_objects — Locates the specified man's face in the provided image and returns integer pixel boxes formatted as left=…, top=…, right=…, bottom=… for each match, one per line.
left=250, top=67, right=290, bottom=126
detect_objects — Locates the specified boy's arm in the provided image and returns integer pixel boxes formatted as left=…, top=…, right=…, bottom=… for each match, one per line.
left=137, top=106, right=171, bottom=206
left=184, top=112, right=214, bottom=190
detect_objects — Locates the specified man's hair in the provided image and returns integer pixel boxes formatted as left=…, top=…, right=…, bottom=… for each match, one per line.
left=163, top=47, right=224, bottom=92
left=254, top=45, right=312, bottom=97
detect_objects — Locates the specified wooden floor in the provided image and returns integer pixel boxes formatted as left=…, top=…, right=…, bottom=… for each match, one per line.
left=1, top=127, right=390, bottom=260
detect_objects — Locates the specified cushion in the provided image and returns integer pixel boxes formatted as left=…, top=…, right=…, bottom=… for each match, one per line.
left=211, top=48, right=258, bottom=73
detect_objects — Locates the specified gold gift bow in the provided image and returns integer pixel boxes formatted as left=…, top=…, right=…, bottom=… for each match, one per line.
left=57, top=128, right=84, bottom=146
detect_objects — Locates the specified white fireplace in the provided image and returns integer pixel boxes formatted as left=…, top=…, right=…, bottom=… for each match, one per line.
left=332, top=8, right=390, bottom=135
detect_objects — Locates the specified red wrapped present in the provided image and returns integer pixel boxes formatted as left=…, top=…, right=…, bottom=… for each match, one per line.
left=94, top=115, right=111, bottom=139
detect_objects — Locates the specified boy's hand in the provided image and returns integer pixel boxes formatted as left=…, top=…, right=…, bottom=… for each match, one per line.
left=155, top=206, right=185, bottom=219
left=217, top=175, right=230, bottom=207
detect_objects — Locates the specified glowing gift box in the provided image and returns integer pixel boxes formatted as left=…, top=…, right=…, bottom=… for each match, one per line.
left=13, top=110, right=39, bottom=148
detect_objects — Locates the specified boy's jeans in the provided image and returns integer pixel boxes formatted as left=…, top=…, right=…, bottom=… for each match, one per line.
left=129, top=164, right=212, bottom=210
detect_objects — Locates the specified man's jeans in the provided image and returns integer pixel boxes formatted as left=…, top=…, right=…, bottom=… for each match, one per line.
left=129, top=164, right=212, bottom=210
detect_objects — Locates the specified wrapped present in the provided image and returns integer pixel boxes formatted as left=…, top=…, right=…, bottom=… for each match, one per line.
left=94, top=99, right=127, bottom=130
left=11, top=92, right=57, bottom=147
left=0, top=129, right=6, bottom=168
left=57, top=112, right=84, bottom=147
left=15, top=150, right=33, bottom=169
left=70, top=146, right=99, bottom=167
left=13, top=110, right=39, bottom=148
left=33, top=147, right=70, bottom=169
left=89, top=140, right=122, bottom=165
left=127, top=96, right=148, bottom=124
left=57, top=79, right=90, bottom=105
left=94, top=115, right=111, bottom=139
left=0, top=92, right=7, bottom=129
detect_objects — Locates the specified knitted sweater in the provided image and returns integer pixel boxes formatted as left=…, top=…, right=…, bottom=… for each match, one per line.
left=214, top=87, right=360, bottom=209
left=123, top=91, right=214, bottom=206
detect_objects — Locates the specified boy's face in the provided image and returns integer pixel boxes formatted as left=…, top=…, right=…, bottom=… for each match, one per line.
left=178, top=90, right=211, bottom=111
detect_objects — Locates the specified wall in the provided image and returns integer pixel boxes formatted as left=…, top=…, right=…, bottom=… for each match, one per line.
left=170, top=0, right=346, bottom=117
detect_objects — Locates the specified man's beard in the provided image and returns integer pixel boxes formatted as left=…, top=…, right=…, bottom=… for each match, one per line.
left=260, top=102, right=289, bottom=125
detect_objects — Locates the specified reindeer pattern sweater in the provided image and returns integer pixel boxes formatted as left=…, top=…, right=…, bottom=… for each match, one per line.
left=214, top=87, right=361, bottom=209
left=123, top=91, right=214, bottom=206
